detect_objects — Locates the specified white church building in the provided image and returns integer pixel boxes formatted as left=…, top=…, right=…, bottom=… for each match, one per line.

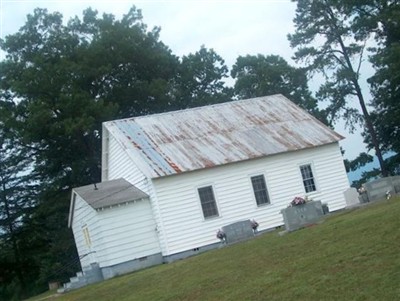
left=68, top=94, right=349, bottom=282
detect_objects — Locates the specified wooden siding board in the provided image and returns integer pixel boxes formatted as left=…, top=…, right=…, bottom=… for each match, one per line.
left=71, top=194, right=105, bottom=268
left=147, top=185, right=169, bottom=255
left=98, top=218, right=158, bottom=236
left=98, top=205, right=154, bottom=221
left=103, top=232, right=160, bottom=246
left=107, top=134, right=148, bottom=193
left=101, top=125, right=109, bottom=181
left=152, top=143, right=348, bottom=255
left=95, top=200, right=161, bottom=267
left=103, top=128, right=169, bottom=256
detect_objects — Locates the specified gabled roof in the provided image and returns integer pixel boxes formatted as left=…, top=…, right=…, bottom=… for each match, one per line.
left=73, top=178, right=149, bottom=210
left=68, top=178, right=149, bottom=227
left=104, top=94, right=344, bottom=179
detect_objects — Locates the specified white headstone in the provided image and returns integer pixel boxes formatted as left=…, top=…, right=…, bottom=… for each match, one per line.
left=344, top=187, right=360, bottom=206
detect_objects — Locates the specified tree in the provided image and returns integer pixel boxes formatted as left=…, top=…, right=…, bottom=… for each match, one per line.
left=66, top=7, right=179, bottom=117
left=288, top=0, right=388, bottom=176
left=356, top=0, right=400, bottom=174
left=0, top=7, right=180, bottom=297
left=171, top=46, right=232, bottom=109
left=0, top=6, right=180, bottom=185
left=333, top=0, right=400, bottom=176
left=0, top=97, right=39, bottom=300
left=231, top=54, right=323, bottom=119
left=0, top=6, right=235, bottom=297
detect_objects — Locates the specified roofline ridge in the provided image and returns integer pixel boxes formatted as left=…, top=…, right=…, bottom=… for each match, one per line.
left=103, top=94, right=284, bottom=124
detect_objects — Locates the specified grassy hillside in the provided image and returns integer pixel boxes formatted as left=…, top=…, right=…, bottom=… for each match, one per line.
left=28, top=199, right=400, bottom=301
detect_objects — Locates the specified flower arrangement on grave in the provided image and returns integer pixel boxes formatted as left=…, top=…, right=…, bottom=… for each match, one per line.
left=358, top=185, right=366, bottom=194
left=216, top=229, right=226, bottom=242
left=289, top=196, right=307, bottom=207
left=250, top=219, right=259, bottom=232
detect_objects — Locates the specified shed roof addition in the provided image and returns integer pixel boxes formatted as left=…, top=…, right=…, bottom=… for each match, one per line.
left=73, top=178, right=149, bottom=210
left=104, top=94, right=344, bottom=178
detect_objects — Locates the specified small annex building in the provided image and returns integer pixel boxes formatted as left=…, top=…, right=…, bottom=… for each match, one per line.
left=68, top=94, right=350, bottom=281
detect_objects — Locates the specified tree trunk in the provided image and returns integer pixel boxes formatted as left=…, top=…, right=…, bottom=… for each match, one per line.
left=334, top=30, right=389, bottom=177
left=352, top=80, right=389, bottom=177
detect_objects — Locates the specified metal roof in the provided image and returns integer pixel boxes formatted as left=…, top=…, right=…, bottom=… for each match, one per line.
left=73, top=178, right=149, bottom=210
left=104, top=94, right=344, bottom=178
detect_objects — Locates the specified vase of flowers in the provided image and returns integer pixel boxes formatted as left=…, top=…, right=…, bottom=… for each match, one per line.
left=216, top=229, right=226, bottom=243
left=289, top=196, right=307, bottom=207
left=250, top=219, right=259, bottom=233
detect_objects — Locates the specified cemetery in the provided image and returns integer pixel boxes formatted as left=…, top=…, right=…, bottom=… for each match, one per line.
left=218, top=175, right=400, bottom=243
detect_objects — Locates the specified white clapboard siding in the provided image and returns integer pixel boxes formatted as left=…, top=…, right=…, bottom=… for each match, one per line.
left=103, top=130, right=169, bottom=258
left=152, top=142, right=349, bottom=255
left=103, top=127, right=148, bottom=193
left=71, top=193, right=104, bottom=268
left=94, top=199, right=161, bottom=267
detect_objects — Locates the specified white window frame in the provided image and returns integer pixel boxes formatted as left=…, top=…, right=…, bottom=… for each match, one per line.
left=197, top=184, right=220, bottom=220
left=250, top=173, right=271, bottom=206
left=82, top=225, right=92, bottom=247
left=299, top=163, right=317, bottom=194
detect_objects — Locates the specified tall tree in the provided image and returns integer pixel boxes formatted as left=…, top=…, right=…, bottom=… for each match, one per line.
left=231, top=54, right=323, bottom=119
left=0, top=96, right=39, bottom=299
left=333, top=0, right=400, bottom=176
left=0, top=6, right=235, bottom=297
left=0, top=7, right=180, bottom=188
left=288, top=0, right=388, bottom=176
left=66, top=7, right=179, bottom=117
left=353, top=0, right=400, bottom=174
left=171, top=46, right=232, bottom=109
left=0, top=6, right=180, bottom=297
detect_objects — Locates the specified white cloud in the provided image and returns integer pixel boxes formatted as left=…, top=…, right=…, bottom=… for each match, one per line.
left=1, top=1, right=296, bottom=63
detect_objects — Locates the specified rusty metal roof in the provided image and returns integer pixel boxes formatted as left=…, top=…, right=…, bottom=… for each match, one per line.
left=104, top=94, right=344, bottom=178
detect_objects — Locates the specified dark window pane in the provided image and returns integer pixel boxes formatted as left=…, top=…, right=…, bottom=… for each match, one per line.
left=198, top=186, right=219, bottom=218
left=251, top=175, right=270, bottom=206
left=300, top=165, right=316, bottom=193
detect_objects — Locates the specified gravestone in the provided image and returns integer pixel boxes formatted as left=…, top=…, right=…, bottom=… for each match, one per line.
left=222, top=220, right=254, bottom=244
left=358, top=192, right=369, bottom=203
left=357, top=176, right=400, bottom=203
left=344, top=187, right=360, bottom=206
left=391, top=176, right=400, bottom=194
left=281, top=201, right=323, bottom=232
left=364, top=178, right=393, bottom=202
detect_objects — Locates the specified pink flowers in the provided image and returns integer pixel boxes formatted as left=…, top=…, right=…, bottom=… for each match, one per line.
left=290, top=197, right=306, bottom=207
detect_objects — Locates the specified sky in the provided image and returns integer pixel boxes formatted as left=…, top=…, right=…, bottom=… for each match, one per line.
left=0, top=0, right=369, bottom=162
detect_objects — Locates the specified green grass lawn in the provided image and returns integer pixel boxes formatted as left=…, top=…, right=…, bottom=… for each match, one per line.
left=28, top=198, right=400, bottom=301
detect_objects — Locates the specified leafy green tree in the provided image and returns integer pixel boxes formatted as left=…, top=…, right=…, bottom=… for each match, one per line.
left=334, top=0, right=400, bottom=176
left=0, top=6, right=180, bottom=297
left=288, top=0, right=388, bottom=176
left=66, top=7, right=179, bottom=117
left=0, top=6, right=182, bottom=192
left=338, top=0, right=399, bottom=44
left=360, top=0, right=400, bottom=174
left=231, top=54, right=323, bottom=119
left=171, top=46, right=232, bottom=109
left=1, top=8, right=114, bottom=186
left=0, top=96, right=39, bottom=300
left=0, top=6, right=235, bottom=297
left=0, top=6, right=180, bottom=183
